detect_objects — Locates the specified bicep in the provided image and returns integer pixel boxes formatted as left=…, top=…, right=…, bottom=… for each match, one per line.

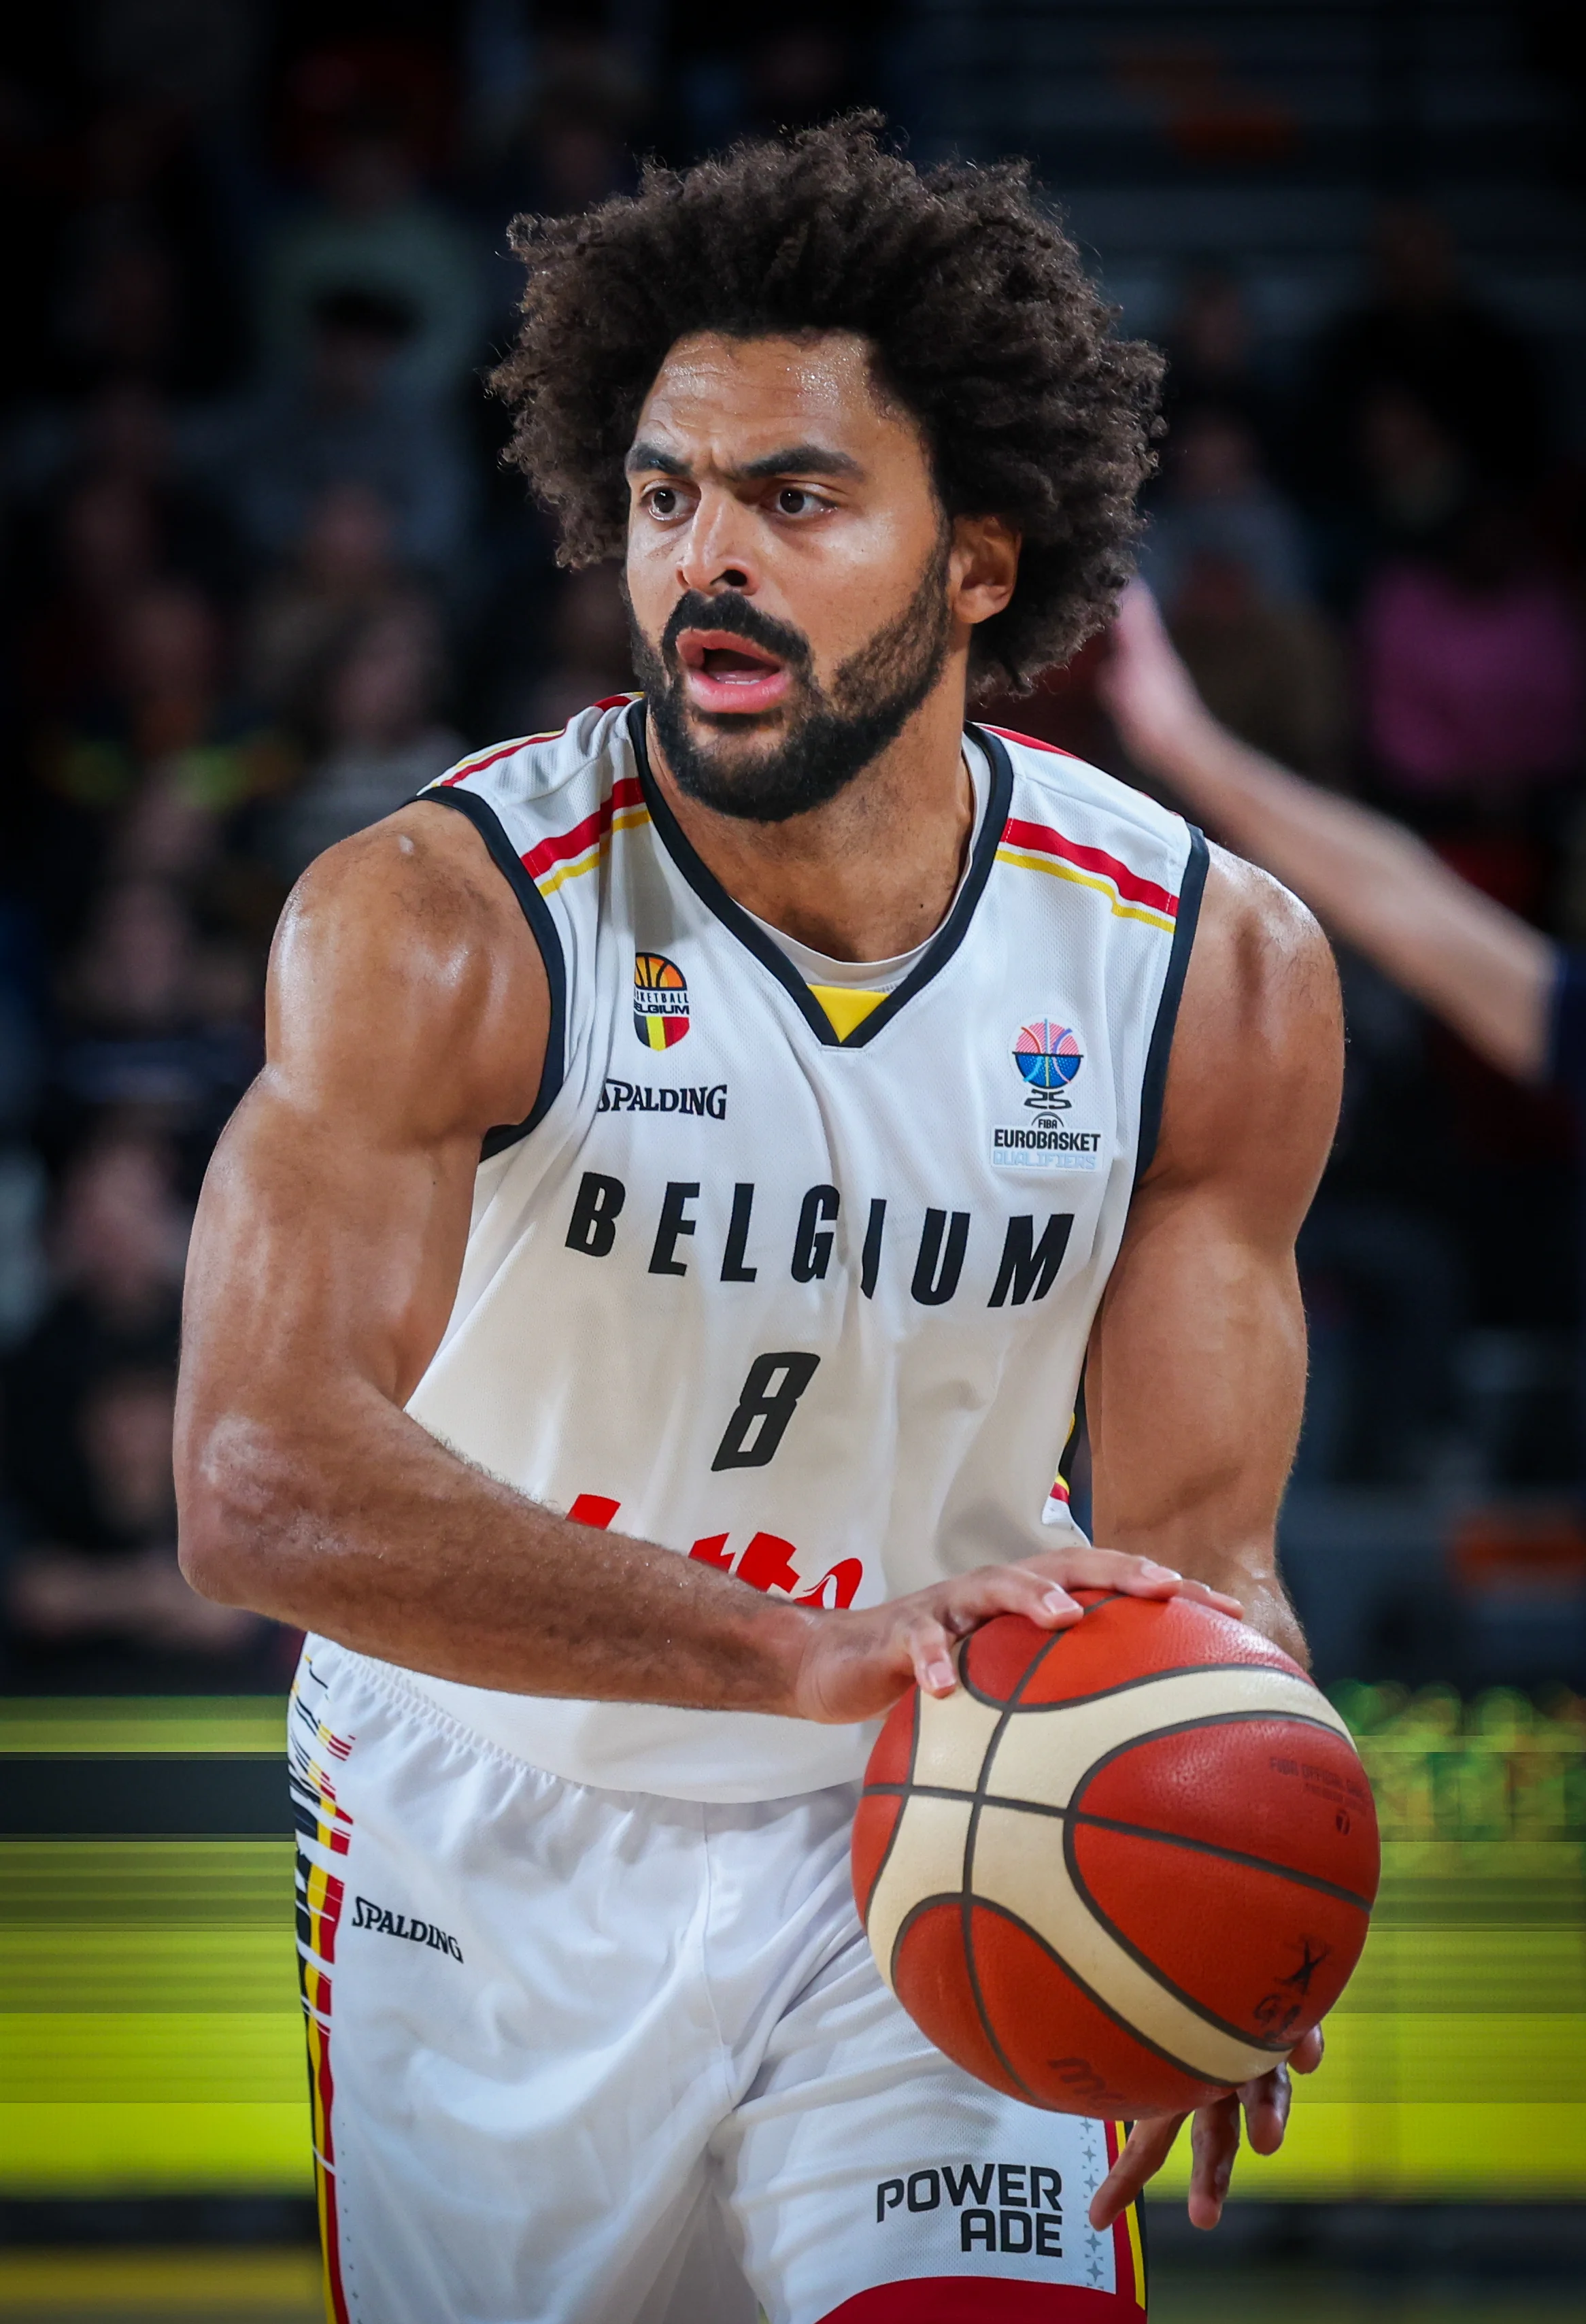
left=180, top=1079, right=482, bottom=1426
left=1085, top=848, right=1343, bottom=1593
left=1085, top=1184, right=1307, bottom=1564
left=178, top=813, right=545, bottom=1439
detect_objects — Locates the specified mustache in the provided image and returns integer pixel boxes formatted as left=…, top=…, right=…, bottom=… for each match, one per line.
left=660, top=590, right=812, bottom=673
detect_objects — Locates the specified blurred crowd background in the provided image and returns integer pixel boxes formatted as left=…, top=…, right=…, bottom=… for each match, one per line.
left=0, top=0, right=1583, bottom=1708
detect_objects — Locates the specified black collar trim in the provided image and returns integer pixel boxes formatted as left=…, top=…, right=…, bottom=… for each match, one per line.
left=625, top=698, right=1013, bottom=1050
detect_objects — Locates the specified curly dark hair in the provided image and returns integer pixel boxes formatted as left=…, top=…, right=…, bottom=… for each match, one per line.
left=491, top=117, right=1162, bottom=692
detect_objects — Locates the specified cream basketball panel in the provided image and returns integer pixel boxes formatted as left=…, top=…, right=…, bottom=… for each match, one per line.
left=981, top=1665, right=1351, bottom=1816
left=864, top=1791, right=977, bottom=1996
left=967, top=1802, right=1279, bottom=2090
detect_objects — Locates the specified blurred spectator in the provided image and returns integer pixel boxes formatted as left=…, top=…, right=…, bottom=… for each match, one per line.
left=1140, top=409, right=1347, bottom=779
left=1158, top=266, right=1287, bottom=473
left=1304, top=203, right=1551, bottom=513
left=271, top=601, right=464, bottom=881
left=5, top=1363, right=261, bottom=1669
left=1361, top=499, right=1586, bottom=813
left=1166, top=558, right=1349, bottom=784
left=513, top=566, right=635, bottom=737
left=243, top=480, right=424, bottom=720
left=0, top=907, right=46, bottom=1355
left=1, top=1130, right=186, bottom=1579
left=46, top=97, right=249, bottom=399
left=51, top=879, right=260, bottom=1131
left=214, top=286, right=472, bottom=575
left=260, top=121, right=482, bottom=407
left=1141, top=405, right=1313, bottom=609
left=33, top=581, right=294, bottom=930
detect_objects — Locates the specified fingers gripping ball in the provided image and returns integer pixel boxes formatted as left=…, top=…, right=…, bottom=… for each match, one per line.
left=852, top=1591, right=1379, bottom=2117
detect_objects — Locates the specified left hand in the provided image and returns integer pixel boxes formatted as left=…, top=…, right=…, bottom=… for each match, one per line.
left=1087, top=2024, right=1325, bottom=2232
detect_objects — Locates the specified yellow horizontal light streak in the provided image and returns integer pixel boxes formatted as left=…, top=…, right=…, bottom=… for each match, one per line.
left=0, top=2249, right=321, bottom=2314
left=1, top=2012, right=305, bottom=2106
left=0, top=1699, right=286, bottom=1755
left=0, top=2102, right=310, bottom=2193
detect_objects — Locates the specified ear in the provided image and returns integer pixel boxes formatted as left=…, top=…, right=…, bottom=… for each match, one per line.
left=949, top=515, right=1021, bottom=627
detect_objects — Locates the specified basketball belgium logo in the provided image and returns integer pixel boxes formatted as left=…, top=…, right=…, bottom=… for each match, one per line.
left=633, top=953, right=691, bottom=1050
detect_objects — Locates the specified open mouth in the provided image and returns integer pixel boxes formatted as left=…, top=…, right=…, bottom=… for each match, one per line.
left=675, top=627, right=793, bottom=715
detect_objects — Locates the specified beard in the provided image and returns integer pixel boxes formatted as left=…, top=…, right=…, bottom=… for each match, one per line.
left=625, top=541, right=956, bottom=824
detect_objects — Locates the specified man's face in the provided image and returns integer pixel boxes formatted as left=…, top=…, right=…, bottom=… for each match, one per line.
left=622, top=332, right=960, bottom=822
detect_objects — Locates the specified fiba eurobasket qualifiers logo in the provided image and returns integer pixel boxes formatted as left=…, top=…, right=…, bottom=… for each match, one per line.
left=633, top=953, right=691, bottom=1050
left=1012, top=1020, right=1083, bottom=1109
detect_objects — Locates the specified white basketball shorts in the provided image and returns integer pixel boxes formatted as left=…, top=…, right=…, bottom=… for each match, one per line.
left=290, top=1640, right=1150, bottom=2324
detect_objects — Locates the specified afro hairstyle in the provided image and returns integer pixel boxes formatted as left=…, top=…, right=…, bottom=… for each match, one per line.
left=491, top=115, right=1162, bottom=692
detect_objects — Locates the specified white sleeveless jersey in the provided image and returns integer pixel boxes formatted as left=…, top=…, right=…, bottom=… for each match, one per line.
left=375, top=696, right=1205, bottom=1801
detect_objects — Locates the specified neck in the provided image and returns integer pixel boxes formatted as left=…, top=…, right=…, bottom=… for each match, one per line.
left=645, top=667, right=976, bottom=963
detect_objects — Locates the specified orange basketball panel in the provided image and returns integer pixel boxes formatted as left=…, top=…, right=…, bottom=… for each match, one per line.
left=959, top=1615, right=1063, bottom=1705
left=890, top=1900, right=1027, bottom=2102
left=851, top=1792, right=905, bottom=1925
left=1073, top=1717, right=1379, bottom=1902
left=864, top=1689, right=919, bottom=1788
left=1068, top=1821, right=1372, bottom=2046
left=966, top=1901, right=1228, bottom=2117
left=991, top=1598, right=1302, bottom=1712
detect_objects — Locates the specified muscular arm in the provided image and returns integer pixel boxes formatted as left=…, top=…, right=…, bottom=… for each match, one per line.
left=1087, top=844, right=1344, bottom=1661
left=1088, top=851, right=1344, bottom=2228
left=177, top=804, right=1226, bottom=1719
left=1100, top=582, right=1554, bottom=1083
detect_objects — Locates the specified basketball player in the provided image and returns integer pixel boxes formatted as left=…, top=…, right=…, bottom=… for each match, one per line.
left=175, top=122, right=1343, bottom=2323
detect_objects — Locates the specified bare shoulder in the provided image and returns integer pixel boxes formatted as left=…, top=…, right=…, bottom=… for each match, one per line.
left=266, top=802, right=547, bottom=1139
left=1191, top=842, right=1339, bottom=1029
left=1147, top=843, right=1343, bottom=1207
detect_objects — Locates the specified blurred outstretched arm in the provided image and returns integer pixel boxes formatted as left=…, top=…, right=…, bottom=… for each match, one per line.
left=1100, top=583, right=1557, bottom=1083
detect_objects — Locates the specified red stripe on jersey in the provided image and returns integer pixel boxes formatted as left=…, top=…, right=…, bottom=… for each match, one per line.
left=520, top=775, right=647, bottom=881
left=438, top=737, right=530, bottom=786
left=981, top=724, right=1081, bottom=761
left=815, top=2281, right=1144, bottom=2321
left=1002, top=815, right=1179, bottom=917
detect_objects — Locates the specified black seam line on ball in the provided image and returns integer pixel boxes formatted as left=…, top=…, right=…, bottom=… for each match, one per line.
left=961, top=1657, right=1331, bottom=1716
left=1062, top=1798, right=1300, bottom=2055
left=889, top=1893, right=1042, bottom=2108
left=1070, top=1708, right=1362, bottom=1798
left=860, top=1784, right=1374, bottom=1910
left=966, top=1894, right=1245, bottom=2098
left=958, top=1618, right=1077, bottom=2101
left=956, top=1593, right=1123, bottom=1710
left=861, top=1689, right=920, bottom=1930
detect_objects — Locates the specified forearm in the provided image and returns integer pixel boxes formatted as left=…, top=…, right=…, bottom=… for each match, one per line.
left=1088, top=1455, right=1308, bottom=1668
left=1141, top=711, right=1554, bottom=1083
left=178, top=1379, right=815, bottom=1711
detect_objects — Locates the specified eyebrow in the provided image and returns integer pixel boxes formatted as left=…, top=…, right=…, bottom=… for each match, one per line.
left=624, top=439, right=862, bottom=482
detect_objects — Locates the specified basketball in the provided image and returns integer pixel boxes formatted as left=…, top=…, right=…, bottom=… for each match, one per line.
left=853, top=1591, right=1380, bottom=2117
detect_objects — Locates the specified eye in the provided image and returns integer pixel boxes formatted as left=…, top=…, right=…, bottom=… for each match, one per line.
left=775, top=486, right=822, bottom=517
left=645, top=484, right=679, bottom=518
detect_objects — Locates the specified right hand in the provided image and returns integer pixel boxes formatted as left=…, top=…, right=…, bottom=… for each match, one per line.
left=787, top=1547, right=1241, bottom=1724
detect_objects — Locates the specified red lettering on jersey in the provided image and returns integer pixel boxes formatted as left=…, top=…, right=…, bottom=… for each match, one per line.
left=569, top=1500, right=867, bottom=1609
left=568, top=1495, right=620, bottom=1528
left=736, top=1532, right=801, bottom=1594
left=794, top=1558, right=864, bottom=1611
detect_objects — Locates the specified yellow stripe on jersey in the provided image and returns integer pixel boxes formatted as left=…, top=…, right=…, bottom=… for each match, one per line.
left=808, top=986, right=888, bottom=1041
left=995, top=844, right=1178, bottom=934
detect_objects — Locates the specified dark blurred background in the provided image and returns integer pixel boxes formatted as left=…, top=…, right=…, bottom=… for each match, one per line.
left=0, top=3, right=1581, bottom=2316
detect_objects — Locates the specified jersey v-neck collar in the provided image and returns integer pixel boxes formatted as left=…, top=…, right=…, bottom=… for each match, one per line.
left=625, top=698, right=1013, bottom=1050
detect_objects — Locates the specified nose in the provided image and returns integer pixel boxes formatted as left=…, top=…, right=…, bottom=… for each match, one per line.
left=676, top=486, right=758, bottom=597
